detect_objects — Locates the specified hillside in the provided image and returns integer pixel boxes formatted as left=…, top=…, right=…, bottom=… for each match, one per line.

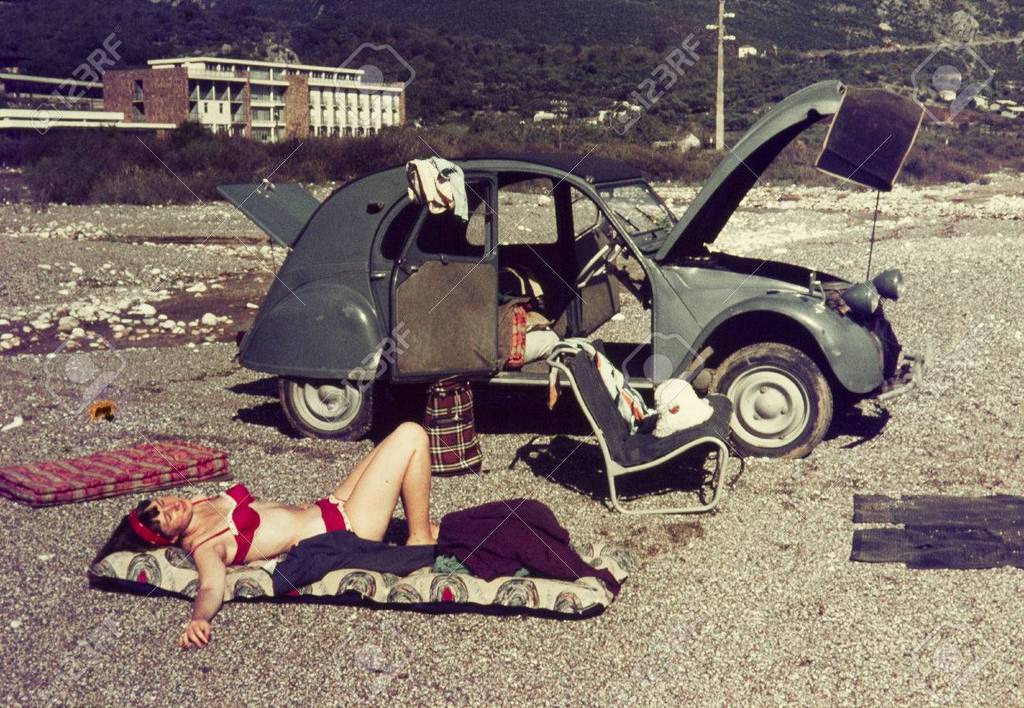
left=1, top=0, right=1022, bottom=137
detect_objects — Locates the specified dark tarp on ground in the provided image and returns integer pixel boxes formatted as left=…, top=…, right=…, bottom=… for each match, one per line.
left=850, top=495, right=1024, bottom=569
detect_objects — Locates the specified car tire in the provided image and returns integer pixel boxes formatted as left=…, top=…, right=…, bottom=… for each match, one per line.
left=710, top=342, right=833, bottom=459
left=278, top=377, right=374, bottom=440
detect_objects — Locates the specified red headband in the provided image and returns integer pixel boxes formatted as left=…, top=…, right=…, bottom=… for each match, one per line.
left=128, top=508, right=175, bottom=546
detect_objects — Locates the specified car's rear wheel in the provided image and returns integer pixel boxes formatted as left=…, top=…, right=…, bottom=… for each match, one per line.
left=279, top=377, right=374, bottom=440
left=710, top=342, right=833, bottom=459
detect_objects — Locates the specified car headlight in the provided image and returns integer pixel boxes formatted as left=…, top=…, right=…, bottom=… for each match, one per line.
left=843, top=282, right=880, bottom=317
left=872, top=269, right=904, bottom=301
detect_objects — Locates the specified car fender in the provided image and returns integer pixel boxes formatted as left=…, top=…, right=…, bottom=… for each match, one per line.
left=692, top=294, right=884, bottom=395
left=239, top=281, right=385, bottom=380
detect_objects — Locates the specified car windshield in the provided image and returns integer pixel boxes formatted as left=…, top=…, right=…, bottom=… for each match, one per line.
left=596, top=182, right=676, bottom=236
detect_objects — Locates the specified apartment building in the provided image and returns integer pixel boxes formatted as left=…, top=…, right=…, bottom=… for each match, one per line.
left=104, top=56, right=405, bottom=142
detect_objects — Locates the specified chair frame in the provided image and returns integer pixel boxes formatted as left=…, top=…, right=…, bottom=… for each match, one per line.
left=546, top=354, right=730, bottom=515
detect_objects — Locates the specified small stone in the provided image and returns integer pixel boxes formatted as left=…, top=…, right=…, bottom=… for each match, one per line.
left=186, top=283, right=208, bottom=293
left=57, top=316, right=80, bottom=333
left=200, top=313, right=218, bottom=327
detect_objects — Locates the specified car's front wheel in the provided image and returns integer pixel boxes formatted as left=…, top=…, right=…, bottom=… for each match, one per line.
left=279, top=377, right=374, bottom=440
left=710, top=342, right=833, bottom=459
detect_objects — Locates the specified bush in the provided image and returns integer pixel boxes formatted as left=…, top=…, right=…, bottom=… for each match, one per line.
left=9, top=114, right=1024, bottom=204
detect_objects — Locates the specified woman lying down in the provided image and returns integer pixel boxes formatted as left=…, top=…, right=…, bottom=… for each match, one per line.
left=94, top=422, right=437, bottom=650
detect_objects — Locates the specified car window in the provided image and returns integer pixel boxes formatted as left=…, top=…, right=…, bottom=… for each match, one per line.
left=571, top=188, right=601, bottom=238
left=415, top=180, right=490, bottom=257
left=498, top=178, right=558, bottom=245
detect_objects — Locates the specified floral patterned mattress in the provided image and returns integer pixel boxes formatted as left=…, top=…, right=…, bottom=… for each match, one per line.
left=90, top=543, right=636, bottom=617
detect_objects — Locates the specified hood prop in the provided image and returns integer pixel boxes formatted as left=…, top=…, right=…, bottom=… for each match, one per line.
left=866, top=190, right=881, bottom=280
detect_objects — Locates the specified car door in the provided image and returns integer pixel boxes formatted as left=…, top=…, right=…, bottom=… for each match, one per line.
left=390, top=175, right=499, bottom=380
left=564, top=185, right=621, bottom=335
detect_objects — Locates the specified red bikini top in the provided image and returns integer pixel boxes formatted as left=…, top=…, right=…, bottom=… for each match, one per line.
left=190, top=484, right=260, bottom=566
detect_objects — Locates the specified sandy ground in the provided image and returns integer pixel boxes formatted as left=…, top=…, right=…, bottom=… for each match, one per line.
left=1, top=173, right=1023, bottom=706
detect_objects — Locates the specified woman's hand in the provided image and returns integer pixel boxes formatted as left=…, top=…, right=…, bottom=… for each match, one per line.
left=177, top=619, right=211, bottom=649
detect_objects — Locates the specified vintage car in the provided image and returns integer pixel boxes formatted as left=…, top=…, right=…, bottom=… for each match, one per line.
left=221, top=80, right=923, bottom=458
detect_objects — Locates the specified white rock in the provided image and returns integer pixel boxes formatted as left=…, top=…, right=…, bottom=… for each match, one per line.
left=70, top=327, right=86, bottom=338
left=159, top=320, right=175, bottom=330
left=57, top=316, right=80, bottom=333
left=133, top=303, right=157, bottom=317
left=200, top=313, right=219, bottom=327
left=0, top=416, right=23, bottom=433
left=245, top=302, right=259, bottom=310
left=71, top=266, right=84, bottom=275
left=72, top=305, right=98, bottom=322
left=186, top=282, right=208, bottom=293
left=0, top=333, right=11, bottom=341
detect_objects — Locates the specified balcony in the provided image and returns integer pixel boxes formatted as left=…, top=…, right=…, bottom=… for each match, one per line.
left=186, top=69, right=247, bottom=82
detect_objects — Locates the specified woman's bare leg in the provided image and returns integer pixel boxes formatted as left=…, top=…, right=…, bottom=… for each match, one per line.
left=341, top=422, right=436, bottom=544
left=332, top=441, right=384, bottom=502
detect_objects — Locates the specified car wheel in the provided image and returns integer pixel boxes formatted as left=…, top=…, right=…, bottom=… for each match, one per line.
left=710, top=342, right=833, bottom=459
left=278, top=377, right=374, bottom=440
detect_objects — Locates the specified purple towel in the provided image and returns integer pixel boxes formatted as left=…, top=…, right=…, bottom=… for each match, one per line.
left=437, top=499, right=620, bottom=595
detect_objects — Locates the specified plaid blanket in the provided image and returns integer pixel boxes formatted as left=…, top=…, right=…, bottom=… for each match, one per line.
left=0, top=440, right=230, bottom=506
left=423, top=379, right=483, bottom=476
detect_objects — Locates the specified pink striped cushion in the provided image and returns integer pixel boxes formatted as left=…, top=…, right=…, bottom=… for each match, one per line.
left=0, top=441, right=230, bottom=506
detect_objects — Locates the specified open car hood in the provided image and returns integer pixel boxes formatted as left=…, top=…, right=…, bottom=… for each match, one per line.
left=654, top=80, right=923, bottom=263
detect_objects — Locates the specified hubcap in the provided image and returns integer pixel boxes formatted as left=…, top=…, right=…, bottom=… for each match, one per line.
left=727, top=367, right=809, bottom=449
left=292, top=381, right=362, bottom=431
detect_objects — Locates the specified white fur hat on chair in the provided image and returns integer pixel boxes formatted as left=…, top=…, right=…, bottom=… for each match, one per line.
left=653, top=379, right=714, bottom=438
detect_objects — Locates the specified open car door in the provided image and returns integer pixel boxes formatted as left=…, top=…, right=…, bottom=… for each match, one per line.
left=390, top=175, right=499, bottom=380
left=563, top=184, right=621, bottom=336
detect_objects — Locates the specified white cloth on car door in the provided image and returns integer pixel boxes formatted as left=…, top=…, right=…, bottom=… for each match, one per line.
left=652, top=378, right=713, bottom=437
left=406, top=157, right=468, bottom=222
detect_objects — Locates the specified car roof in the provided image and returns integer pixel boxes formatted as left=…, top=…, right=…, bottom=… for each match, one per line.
left=458, top=151, right=644, bottom=183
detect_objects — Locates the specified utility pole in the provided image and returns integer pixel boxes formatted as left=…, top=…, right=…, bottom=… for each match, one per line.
left=706, top=0, right=736, bottom=150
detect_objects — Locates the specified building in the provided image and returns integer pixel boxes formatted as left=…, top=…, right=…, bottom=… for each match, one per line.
left=737, top=45, right=758, bottom=59
left=0, top=68, right=174, bottom=133
left=0, top=71, right=104, bottom=111
left=103, top=56, right=405, bottom=142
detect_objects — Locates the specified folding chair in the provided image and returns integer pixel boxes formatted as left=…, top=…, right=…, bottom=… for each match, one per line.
left=546, top=346, right=734, bottom=515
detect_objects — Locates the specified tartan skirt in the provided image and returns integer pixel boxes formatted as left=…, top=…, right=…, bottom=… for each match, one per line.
left=423, top=379, right=483, bottom=476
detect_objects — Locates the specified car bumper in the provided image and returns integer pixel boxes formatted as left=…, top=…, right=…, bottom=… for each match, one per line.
left=873, top=352, right=926, bottom=402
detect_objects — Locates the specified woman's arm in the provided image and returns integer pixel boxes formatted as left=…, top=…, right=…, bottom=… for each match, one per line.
left=177, top=546, right=227, bottom=650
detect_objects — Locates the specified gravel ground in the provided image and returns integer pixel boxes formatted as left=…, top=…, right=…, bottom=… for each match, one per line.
left=1, top=173, right=1023, bottom=706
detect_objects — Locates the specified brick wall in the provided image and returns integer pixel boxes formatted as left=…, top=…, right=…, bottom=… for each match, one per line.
left=282, top=74, right=309, bottom=139
left=103, top=68, right=188, bottom=124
